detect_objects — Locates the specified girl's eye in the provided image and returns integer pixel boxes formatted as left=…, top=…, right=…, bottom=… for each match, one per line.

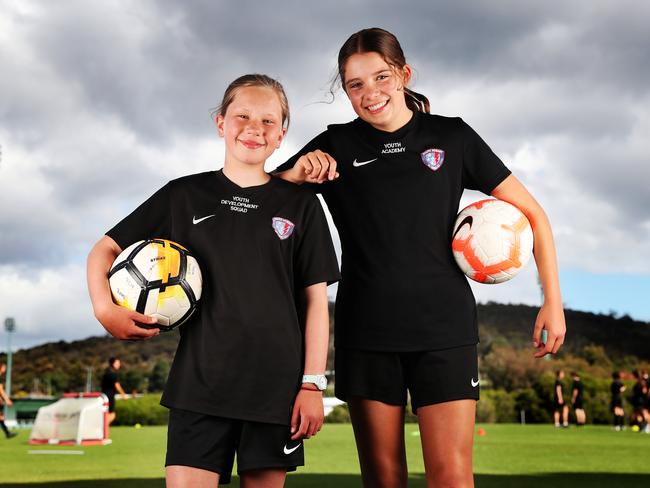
left=349, top=82, right=362, bottom=90
left=238, top=114, right=249, bottom=119
left=264, top=119, right=275, bottom=125
left=377, top=74, right=390, bottom=81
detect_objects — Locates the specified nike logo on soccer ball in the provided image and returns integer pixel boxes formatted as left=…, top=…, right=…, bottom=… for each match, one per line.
left=471, top=378, right=480, bottom=387
left=283, top=443, right=302, bottom=455
left=192, top=214, right=215, bottom=225
left=352, top=158, right=378, bottom=167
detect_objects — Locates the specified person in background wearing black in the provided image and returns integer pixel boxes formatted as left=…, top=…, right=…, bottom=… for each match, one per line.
left=554, top=370, right=569, bottom=428
left=101, top=357, right=126, bottom=425
left=611, top=371, right=626, bottom=431
left=0, top=364, right=17, bottom=439
left=631, top=369, right=650, bottom=433
left=570, top=372, right=585, bottom=426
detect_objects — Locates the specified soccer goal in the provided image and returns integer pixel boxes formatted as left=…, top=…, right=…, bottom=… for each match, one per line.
left=29, top=392, right=112, bottom=446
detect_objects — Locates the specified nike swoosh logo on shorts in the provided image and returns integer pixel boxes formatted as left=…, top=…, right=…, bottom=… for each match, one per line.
left=283, top=443, right=302, bottom=455
left=471, top=378, right=480, bottom=387
left=192, top=214, right=215, bottom=225
left=352, top=158, right=378, bottom=167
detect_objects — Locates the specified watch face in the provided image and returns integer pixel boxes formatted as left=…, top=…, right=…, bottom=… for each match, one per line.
left=317, top=376, right=328, bottom=390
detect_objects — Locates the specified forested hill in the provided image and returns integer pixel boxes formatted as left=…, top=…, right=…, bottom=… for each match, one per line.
left=2, top=302, right=649, bottom=395
left=477, top=302, right=650, bottom=361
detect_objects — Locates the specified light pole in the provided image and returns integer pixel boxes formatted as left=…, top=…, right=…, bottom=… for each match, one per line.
left=4, top=318, right=15, bottom=417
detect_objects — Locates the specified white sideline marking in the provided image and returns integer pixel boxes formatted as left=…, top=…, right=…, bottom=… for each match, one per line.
left=28, top=450, right=85, bottom=455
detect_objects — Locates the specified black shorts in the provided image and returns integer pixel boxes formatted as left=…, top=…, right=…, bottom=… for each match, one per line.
left=165, top=409, right=304, bottom=485
left=573, top=399, right=583, bottom=410
left=334, top=343, right=480, bottom=413
left=105, top=395, right=115, bottom=413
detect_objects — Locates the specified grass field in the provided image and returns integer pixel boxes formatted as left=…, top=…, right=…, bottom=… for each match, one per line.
left=2, top=424, right=650, bottom=487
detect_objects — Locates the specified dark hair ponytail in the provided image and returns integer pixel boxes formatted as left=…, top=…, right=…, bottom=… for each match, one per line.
left=404, top=87, right=430, bottom=113
left=334, top=27, right=430, bottom=114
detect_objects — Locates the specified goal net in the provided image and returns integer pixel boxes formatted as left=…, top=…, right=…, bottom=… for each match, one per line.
left=29, top=392, right=111, bottom=445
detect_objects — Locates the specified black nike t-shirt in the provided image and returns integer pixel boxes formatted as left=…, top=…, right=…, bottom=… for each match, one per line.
left=554, top=379, right=564, bottom=404
left=106, top=170, right=340, bottom=425
left=276, top=111, right=511, bottom=351
left=572, top=380, right=584, bottom=403
left=101, top=369, right=118, bottom=397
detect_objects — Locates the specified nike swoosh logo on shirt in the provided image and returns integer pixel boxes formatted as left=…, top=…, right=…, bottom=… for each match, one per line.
left=192, top=214, right=215, bottom=225
left=352, top=158, right=378, bottom=167
left=283, top=443, right=302, bottom=455
left=471, top=378, right=480, bottom=387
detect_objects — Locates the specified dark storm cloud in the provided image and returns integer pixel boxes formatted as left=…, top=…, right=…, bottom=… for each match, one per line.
left=1, top=0, right=649, bottom=346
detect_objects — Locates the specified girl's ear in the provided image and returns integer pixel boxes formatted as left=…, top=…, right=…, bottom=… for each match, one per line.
left=216, top=114, right=225, bottom=137
left=276, top=127, right=287, bottom=148
left=400, top=64, right=413, bottom=89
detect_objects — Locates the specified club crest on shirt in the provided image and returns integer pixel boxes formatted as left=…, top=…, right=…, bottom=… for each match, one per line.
left=272, top=217, right=295, bottom=240
left=421, top=148, right=445, bottom=171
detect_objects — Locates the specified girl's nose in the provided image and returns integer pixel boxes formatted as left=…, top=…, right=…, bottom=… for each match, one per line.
left=246, top=119, right=262, bottom=134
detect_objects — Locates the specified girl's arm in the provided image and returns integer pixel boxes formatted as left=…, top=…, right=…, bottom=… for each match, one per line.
left=87, top=235, right=159, bottom=341
left=276, top=150, right=339, bottom=185
left=556, top=384, right=563, bottom=403
left=290, top=282, right=329, bottom=441
left=491, top=174, right=566, bottom=358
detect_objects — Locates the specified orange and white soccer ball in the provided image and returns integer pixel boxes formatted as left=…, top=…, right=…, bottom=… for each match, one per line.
left=108, top=239, right=202, bottom=331
left=451, top=199, right=533, bottom=284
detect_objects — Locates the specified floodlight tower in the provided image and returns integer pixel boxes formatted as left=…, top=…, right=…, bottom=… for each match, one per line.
left=4, top=318, right=15, bottom=413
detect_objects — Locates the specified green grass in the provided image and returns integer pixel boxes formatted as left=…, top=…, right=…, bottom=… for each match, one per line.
left=1, top=424, right=649, bottom=487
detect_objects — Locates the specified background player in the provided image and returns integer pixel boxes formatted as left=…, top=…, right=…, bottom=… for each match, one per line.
left=0, top=364, right=17, bottom=439
left=631, top=369, right=650, bottom=433
left=554, top=370, right=569, bottom=428
left=87, top=74, right=340, bottom=487
left=275, top=27, right=566, bottom=488
left=101, top=357, right=126, bottom=425
left=611, top=371, right=626, bottom=431
left=570, top=371, right=585, bottom=426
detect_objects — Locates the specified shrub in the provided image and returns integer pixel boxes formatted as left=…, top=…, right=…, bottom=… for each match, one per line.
left=113, top=394, right=169, bottom=426
left=325, top=403, right=350, bottom=423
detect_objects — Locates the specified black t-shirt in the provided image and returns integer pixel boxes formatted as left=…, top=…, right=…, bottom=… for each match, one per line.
left=554, top=379, right=564, bottom=404
left=611, top=380, right=622, bottom=401
left=632, top=382, right=645, bottom=408
left=572, top=379, right=583, bottom=403
left=101, top=369, right=118, bottom=397
left=106, top=170, right=340, bottom=425
left=276, top=111, right=511, bottom=351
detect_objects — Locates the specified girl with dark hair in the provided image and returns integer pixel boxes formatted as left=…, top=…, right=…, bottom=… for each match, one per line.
left=275, top=27, right=566, bottom=487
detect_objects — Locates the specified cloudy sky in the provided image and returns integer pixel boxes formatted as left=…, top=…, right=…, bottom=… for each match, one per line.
left=1, top=0, right=649, bottom=350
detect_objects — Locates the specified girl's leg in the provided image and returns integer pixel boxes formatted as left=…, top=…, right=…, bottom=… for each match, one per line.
left=240, top=468, right=287, bottom=488
left=417, top=399, right=476, bottom=488
left=348, top=397, right=408, bottom=488
left=166, top=466, right=219, bottom=488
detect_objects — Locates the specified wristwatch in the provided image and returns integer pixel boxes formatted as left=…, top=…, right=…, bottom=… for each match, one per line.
left=302, top=374, right=327, bottom=391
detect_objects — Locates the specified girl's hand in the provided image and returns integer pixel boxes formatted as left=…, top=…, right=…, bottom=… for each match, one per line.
left=290, top=388, right=324, bottom=440
left=95, top=302, right=159, bottom=341
left=532, top=301, right=566, bottom=358
left=289, top=150, right=339, bottom=184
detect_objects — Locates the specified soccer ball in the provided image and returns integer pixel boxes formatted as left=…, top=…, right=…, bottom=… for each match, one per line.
left=451, top=199, right=533, bottom=284
left=108, top=239, right=202, bottom=331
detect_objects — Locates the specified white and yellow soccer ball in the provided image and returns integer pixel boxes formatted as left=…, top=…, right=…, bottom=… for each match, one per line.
left=451, top=199, right=534, bottom=284
left=108, top=239, right=202, bottom=331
